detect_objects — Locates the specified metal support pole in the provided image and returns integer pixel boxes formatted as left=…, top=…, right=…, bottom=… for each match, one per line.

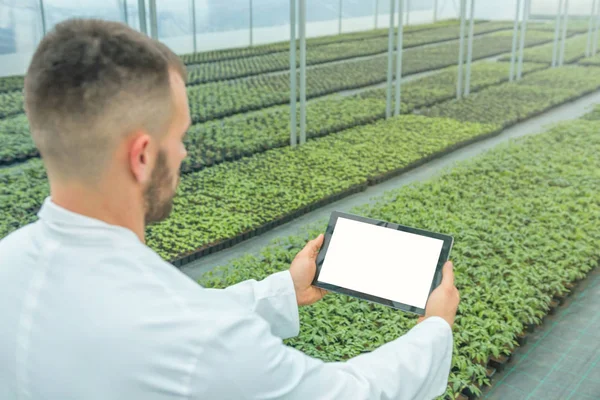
left=456, top=0, right=467, bottom=100
left=433, top=0, right=438, bottom=22
left=191, top=0, right=197, bottom=52
left=594, top=0, right=600, bottom=55
left=122, top=0, right=129, bottom=25
left=394, top=0, right=404, bottom=116
left=509, top=0, right=521, bottom=81
left=551, top=0, right=563, bottom=67
left=299, top=0, right=307, bottom=145
left=38, top=0, right=47, bottom=36
left=374, top=0, right=379, bottom=29
left=385, top=0, right=396, bottom=118
left=464, top=0, right=475, bottom=96
left=137, top=0, right=147, bottom=35
left=249, top=0, right=254, bottom=45
left=290, top=0, right=297, bottom=147
left=148, top=0, right=158, bottom=39
left=406, top=0, right=410, bottom=25
left=586, top=0, right=597, bottom=57
left=558, top=0, right=569, bottom=66
left=516, top=0, right=530, bottom=80
left=339, top=0, right=343, bottom=34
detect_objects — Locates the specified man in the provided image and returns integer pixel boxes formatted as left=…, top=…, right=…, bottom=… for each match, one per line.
left=0, top=19, right=460, bottom=399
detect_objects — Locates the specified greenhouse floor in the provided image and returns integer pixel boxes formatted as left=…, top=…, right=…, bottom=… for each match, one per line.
left=181, top=88, right=600, bottom=281
left=483, top=267, right=600, bottom=400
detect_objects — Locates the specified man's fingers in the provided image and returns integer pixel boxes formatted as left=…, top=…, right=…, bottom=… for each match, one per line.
left=441, top=261, right=454, bottom=287
left=307, top=234, right=324, bottom=259
left=312, top=234, right=324, bottom=255
left=297, top=234, right=324, bottom=260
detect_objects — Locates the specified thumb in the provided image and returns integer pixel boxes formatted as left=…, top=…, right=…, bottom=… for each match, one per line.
left=299, top=234, right=324, bottom=260
left=441, top=261, right=454, bottom=287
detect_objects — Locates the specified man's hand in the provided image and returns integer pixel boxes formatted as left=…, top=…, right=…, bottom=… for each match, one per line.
left=418, top=261, right=460, bottom=328
left=289, top=234, right=327, bottom=306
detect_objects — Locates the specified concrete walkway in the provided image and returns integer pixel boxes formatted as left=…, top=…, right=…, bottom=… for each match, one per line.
left=484, top=267, right=600, bottom=399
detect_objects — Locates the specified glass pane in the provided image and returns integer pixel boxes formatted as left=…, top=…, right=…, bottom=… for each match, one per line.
left=156, top=0, right=194, bottom=54
left=194, top=0, right=251, bottom=51
left=341, top=0, right=376, bottom=33
left=531, top=0, right=594, bottom=19
left=253, top=0, right=289, bottom=29
left=0, top=0, right=43, bottom=77
left=43, top=0, right=123, bottom=32
left=375, top=0, right=398, bottom=29
left=252, top=0, right=291, bottom=46
left=344, top=0, right=375, bottom=18
left=306, top=0, right=338, bottom=37
left=405, top=0, right=435, bottom=25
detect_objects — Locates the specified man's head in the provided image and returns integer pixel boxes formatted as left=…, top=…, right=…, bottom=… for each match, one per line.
left=24, top=19, right=190, bottom=224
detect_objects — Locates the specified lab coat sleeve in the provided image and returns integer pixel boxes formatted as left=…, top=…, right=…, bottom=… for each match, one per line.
left=192, top=312, right=453, bottom=400
left=208, top=270, right=300, bottom=339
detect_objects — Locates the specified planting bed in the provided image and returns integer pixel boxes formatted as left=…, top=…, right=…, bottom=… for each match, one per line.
left=179, top=19, right=473, bottom=65
left=198, top=117, right=600, bottom=399
left=0, top=75, right=24, bottom=94
left=0, top=91, right=25, bottom=119
left=0, top=115, right=35, bottom=165
left=423, top=65, right=600, bottom=127
left=176, top=19, right=583, bottom=65
left=2, top=64, right=600, bottom=260
left=184, top=21, right=517, bottom=85
left=0, top=115, right=497, bottom=258
left=184, top=29, right=556, bottom=123
left=499, top=31, right=599, bottom=65
left=0, top=62, right=546, bottom=168
left=0, top=29, right=557, bottom=123
left=583, top=103, right=600, bottom=120
left=579, top=52, right=600, bottom=66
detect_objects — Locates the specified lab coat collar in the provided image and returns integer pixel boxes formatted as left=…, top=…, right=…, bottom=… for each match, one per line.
left=37, top=197, right=141, bottom=243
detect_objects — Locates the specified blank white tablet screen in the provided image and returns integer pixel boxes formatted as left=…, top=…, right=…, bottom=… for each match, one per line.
left=318, top=217, right=444, bottom=309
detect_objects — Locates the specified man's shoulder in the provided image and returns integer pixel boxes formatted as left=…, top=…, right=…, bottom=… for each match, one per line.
left=0, top=222, right=38, bottom=255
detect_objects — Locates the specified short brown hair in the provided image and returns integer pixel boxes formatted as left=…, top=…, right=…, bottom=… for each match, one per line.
left=24, top=18, right=187, bottom=180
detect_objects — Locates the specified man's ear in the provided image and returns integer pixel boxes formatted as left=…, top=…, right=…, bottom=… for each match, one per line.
left=129, top=133, right=152, bottom=185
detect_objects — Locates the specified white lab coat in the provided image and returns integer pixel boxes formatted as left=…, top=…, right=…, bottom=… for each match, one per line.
left=0, top=197, right=453, bottom=399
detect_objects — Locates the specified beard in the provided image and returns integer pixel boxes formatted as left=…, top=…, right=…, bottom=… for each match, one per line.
left=144, top=149, right=177, bottom=225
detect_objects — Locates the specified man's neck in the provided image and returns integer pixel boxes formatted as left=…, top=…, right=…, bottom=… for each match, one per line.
left=50, top=182, right=146, bottom=243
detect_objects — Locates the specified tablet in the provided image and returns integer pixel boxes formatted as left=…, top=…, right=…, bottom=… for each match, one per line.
left=312, top=211, right=453, bottom=316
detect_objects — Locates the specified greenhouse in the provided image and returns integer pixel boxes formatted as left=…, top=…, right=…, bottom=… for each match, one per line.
left=0, top=0, right=599, bottom=399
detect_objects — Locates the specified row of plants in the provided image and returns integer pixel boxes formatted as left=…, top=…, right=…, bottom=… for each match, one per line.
left=0, top=91, right=25, bottom=119
left=0, top=115, right=35, bottom=165
left=0, top=115, right=497, bottom=248
left=0, top=19, right=585, bottom=96
left=179, top=18, right=589, bottom=66
left=163, top=65, right=600, bottom=263
left=2, top=63, right=599, bottom=246
left=579, top=53, right=600, bottom=66
left=185, top=21, right=517, bottom=85
left=183, top=29, right=556, bottom=123
left=423, top=65, right=600, bottom=127
left=179, top=19, right=470, bottom=65
left=197, top=117, right=600, bottom=399
left=0, top=29, right=558, bottom=123
left=582, top=103, right=600, bottom=120
left=358, top=60, right=545, bottom=105
left=176, top=61, right=547, bottom=174
left=498, top=31, right=598, bottom=65
left=149, top=115, right=500, bottom=261
left=0, top=61, right=546, bottom=168
left=0, top=20, right=467, bottom=96
left=0, top=75, right=24, bottom=94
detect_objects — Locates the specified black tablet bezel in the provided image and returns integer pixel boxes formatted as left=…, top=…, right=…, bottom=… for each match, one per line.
left=311, top=211, right=454, bottom=316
